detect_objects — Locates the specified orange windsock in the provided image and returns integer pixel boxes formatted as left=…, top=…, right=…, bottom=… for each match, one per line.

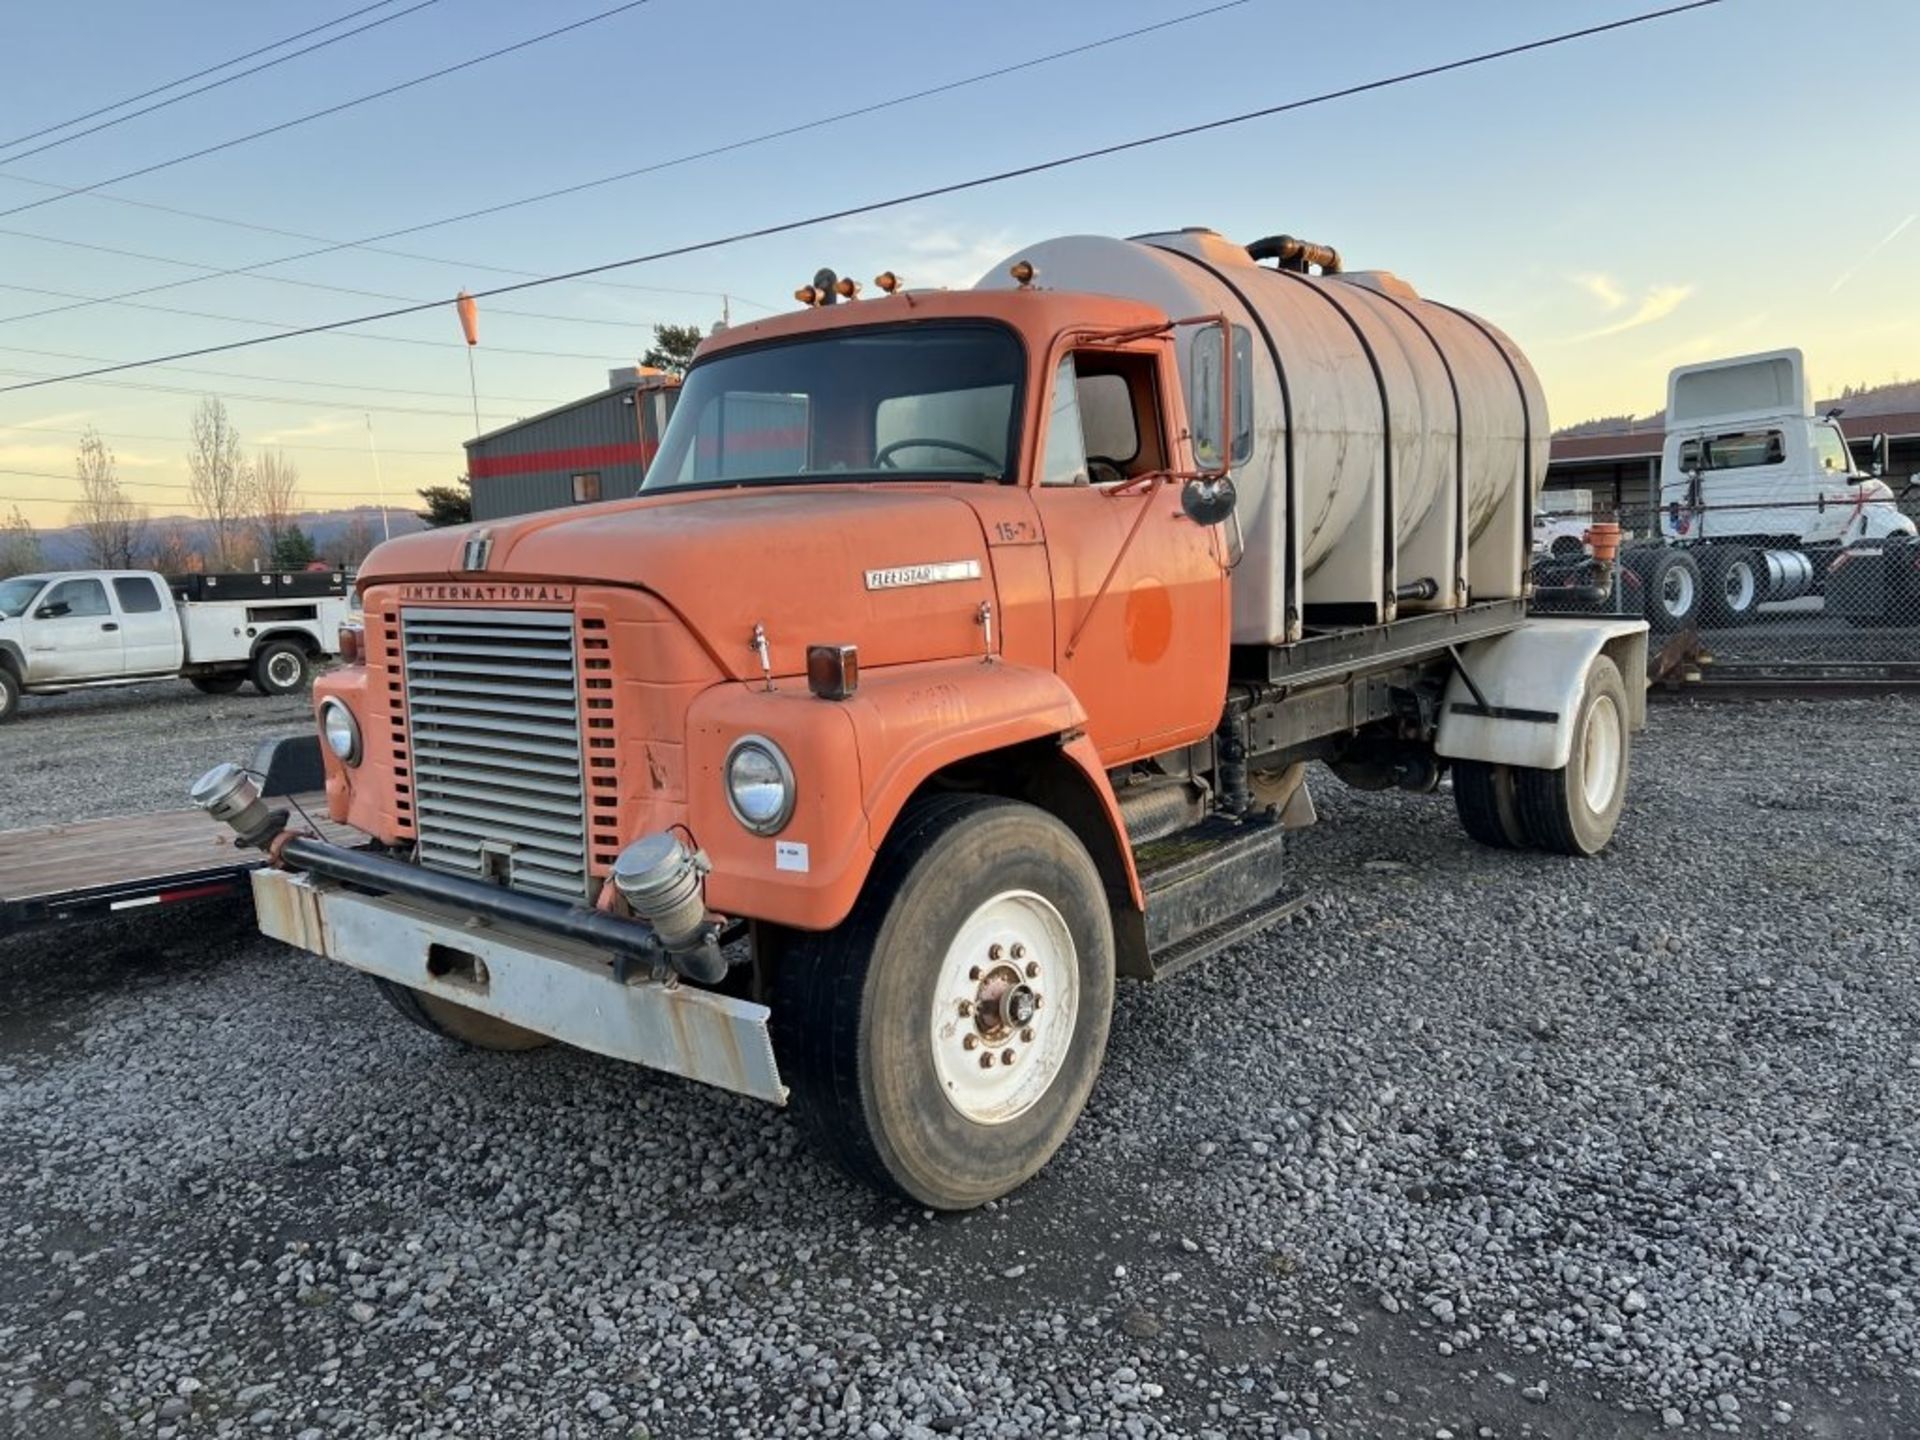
left=456, top=290, right=479, bottom=347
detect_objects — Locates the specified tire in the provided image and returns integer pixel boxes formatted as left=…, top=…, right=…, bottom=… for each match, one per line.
left=1453, top=760, right=1527, bottom=849
left=772, top=793, right=1116, bottom=1210
left=1700, top=547, right=1761, bottom=628
left=373, top=978, right=550, bottom=1051
left=1513, top=656, right=1631, bottom=857
left=0, top=666, right=19, bottom=725
left=251, top=639, right=310, bottom=695
left=1549, top=535, right=1585, bottom=558
left=189, top=673, right=246, bottom=695
left=1637, top=549, right=1701, bottom=632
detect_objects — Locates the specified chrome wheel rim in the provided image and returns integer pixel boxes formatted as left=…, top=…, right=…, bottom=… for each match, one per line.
left=267, top=651, right=302, bottom=688
left=929, top=890, right=1078, bottom=1125
left=1724, top=562, right=1755, bottom=611
left=1662, top=565, right=1695, bottom=617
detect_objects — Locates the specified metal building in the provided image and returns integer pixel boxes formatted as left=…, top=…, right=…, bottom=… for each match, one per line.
left=465, top=368, right=679, bottom=521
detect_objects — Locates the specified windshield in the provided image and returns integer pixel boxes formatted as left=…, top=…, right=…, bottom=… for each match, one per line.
left=0, top=576, right=46, bottom=619
left=646, top=322, right=1023, bottom=491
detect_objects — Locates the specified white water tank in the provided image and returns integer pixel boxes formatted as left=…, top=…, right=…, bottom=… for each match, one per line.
left=978, top=230, right=1549, bottom=645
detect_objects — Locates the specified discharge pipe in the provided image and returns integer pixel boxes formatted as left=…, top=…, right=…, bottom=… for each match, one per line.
left=1247, top=233, right=1342, bottom=274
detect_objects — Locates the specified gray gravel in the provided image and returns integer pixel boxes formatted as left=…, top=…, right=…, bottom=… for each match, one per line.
left=3, top=696, right=1918, bottom=1438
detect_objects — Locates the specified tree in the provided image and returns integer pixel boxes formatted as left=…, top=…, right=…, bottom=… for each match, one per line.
left=418, top=476, right=472, bottom=527
left=188, top=398, right=249, bottom=568
left=641, top=323, right=704, bottom=377
left=144, top=524, right=202, bottom=575
left=325, top=513, right=380, bottom=569
left=249, top=449, right=301, bottom=558
left=270, top=525, right=318, bottom=568
left=0, top=506, right=41, bottom=578
left=69, top=427, right=148, bottom=568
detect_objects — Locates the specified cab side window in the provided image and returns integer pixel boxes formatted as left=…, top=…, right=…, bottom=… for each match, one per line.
left=112, top=576, right=164, bottom=613
left=42, top=578, right=109, bottom=618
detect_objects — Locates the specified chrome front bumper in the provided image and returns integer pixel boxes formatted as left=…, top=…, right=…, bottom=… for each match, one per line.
left=251, top=868, right=786, bottom=1104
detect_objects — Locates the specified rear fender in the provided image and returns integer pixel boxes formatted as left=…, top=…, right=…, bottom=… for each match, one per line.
left=1435, top=619, right=1647, bottom=771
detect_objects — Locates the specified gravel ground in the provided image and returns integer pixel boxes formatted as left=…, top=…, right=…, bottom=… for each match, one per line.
left=2, top=693, right=1918, bottom=1438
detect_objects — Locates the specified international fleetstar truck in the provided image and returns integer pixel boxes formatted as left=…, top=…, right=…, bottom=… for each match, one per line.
left=196, top=228, right=1647, bottom=1209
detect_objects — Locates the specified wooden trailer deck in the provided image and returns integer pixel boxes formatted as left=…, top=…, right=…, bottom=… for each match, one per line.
left=0, top=795, right=362, bottom=938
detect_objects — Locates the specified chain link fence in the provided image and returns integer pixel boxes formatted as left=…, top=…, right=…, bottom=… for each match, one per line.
left=1528, top=490, right=1920, bottom=687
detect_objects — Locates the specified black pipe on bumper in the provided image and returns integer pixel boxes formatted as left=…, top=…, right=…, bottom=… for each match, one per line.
left=278, top=836, right=664, bottom=963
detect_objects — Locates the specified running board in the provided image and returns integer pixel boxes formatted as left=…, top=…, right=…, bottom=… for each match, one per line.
left=1135, top=815, right=1300, bottom=981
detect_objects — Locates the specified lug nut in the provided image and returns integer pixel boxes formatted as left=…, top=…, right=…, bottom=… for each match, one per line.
left=1021, top=1027, right=1035, bottom=1043
left=1024, top=961, right=1039, bottom=979
left=968, top=965, right=982, bottom=981
left=989, top=944, right=1003, bottom=961
left=1000, top=1048, right=1016, bottom=1065
left=979, top=1052, right=995, bottom=1069
left=1011, top=943, right=1026, bottom=960
left=957, top=1000, right=973, bottom=1018
left=963, top=1034, right=979, bottom=1051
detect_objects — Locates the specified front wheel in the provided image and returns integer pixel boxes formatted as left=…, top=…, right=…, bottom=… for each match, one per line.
left=373, top=978, right=550, bottom=1051
left=0, top=667, right=19, bottom=724
left=1513, top=655, right=1631, bottom=857
left=772, top=794, right=1116, bottom=1210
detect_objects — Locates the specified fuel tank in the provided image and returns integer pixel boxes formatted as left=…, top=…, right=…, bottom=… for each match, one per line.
left=978, top=229, right=1549, bottom=644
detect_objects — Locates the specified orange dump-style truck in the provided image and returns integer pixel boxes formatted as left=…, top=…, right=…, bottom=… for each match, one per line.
left=195, top=228, right=1647, bottom=1208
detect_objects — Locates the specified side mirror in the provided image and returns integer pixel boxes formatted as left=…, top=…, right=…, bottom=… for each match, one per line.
left=1181, top=475, right=1237, bottom=526
left=1870, top=432, right=1889, bottom=477
left=35, top=602, right=69, bottom=619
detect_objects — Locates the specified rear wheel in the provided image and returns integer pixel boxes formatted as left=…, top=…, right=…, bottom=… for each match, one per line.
left=1637, top=549, right=1701, bottom=632
left=0, top=667, right=19, bottom=724
left=1701, top=547, right=1761, bottom=627
left=1513, top=656, right=1631, bottom=857
left=189, top=673, right=245, bottom=695
left=1453, top=760, right=1527, bottom=848
left=373, top=978, right=550, bottom=1051
left=251, top=639, right=309, bottom=695
left=772, top=794, right=1115, bottom=1210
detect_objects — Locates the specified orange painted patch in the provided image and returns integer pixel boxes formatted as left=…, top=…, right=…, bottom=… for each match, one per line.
left=1123, top=579, right=1175, bottom=664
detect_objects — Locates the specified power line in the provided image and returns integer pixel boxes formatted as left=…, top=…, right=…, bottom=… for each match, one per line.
left=0, top=0, right=1728, bottom=398
left=0, top=0, right=662, bottom=222
left=0, top=174, right=777, bottom=312
left=0, top=227, right=688, bottom=331
left=0, top=1, right=438, bottom=164
left=0, top=420, right=449, bottom=457
left=0, top=467, right=399, bottom=500
left=0, top=366, right=525, bottom=421
left=0, top=1, right=1251, bottom=330
left=0, top=281, right=633, bottom=363
left=0, top=342, right=565, bottom=405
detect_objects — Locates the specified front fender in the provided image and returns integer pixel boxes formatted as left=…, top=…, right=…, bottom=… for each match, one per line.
left=688, top=658, right=1132, bottom=932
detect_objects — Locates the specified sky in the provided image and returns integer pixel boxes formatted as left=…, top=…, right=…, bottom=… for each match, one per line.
left=1, top=0, right=1916, bottom=528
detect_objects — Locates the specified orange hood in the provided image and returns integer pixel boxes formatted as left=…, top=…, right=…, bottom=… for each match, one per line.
left=362, top=486, right=999, bottom=680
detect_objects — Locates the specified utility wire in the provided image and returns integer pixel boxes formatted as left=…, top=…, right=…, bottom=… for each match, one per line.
left=0, top=281, right=631, bottom=363
left=0, top=1, right=438, bottom=165
left=1, top=469, right=396, bottom=500
left=0, top=173, right=776, bottom=311
left=0, top=367, right=524, bottom=420
left=0, top=0, right=1250, bottom=330
left=0, top=0, right=662, bottom=222
left=0, top=420, right=449, bottom=457
left=0, top=0, right=405, bottom=152
left=0, top=0, right=1726, bottom=397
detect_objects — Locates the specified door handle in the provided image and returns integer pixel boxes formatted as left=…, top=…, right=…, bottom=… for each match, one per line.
left=101, top=622, right=119, bottom=631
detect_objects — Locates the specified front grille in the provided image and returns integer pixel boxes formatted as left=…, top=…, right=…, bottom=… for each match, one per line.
left=400, top=607, right=588, bottom=901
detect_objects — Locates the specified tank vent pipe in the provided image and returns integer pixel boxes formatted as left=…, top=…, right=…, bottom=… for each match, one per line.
left=1247, top=234, right=1342, bottom=275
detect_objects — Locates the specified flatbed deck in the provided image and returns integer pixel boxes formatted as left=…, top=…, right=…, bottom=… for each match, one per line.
left=0, top=796, right=363, bottom=938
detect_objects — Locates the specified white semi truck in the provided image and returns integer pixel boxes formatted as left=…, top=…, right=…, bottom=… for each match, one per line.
left=1636, top=349, right=1914, bottom=628
left=0, top=568, right=348, bottom=722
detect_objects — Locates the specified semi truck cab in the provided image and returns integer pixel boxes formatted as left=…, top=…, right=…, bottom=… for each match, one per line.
left=202, top=230, right=1647, bottom=1208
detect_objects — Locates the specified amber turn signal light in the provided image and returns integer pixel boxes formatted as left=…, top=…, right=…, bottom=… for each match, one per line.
left=806, top=644, right=859, bottom=700
left=1008, top=259, right=1035, bottom=287
left=337, top=622, right=364, bottom=665
left=873, top=271, right=900, bottom=294
left=834, top=277, right=860, bottom=299
left=794, top=285, right=819, bottom=307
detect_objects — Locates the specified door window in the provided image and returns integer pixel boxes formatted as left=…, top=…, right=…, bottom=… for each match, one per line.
left=42, top=578, right=109, bottom=618
left=1040, top=356, right=1089, bottom=487
left=1813, top=426, right=1853, bottom=475
left=112, top=576, right=164, bottom=613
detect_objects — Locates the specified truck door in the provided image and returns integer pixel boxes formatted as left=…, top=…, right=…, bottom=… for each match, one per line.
left=110, top=574, right=180, bottom=674
left=1027, top=348, right=1228, bottom=764
left=25, top=577, right=124, bottom=681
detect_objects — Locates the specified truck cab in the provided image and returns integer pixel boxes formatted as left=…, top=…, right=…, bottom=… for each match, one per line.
left=212, top=233, right=1646, bottom=1209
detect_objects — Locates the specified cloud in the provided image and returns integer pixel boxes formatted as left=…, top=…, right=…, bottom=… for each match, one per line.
left=1570, top=284, right=1694, bottom=342
left=1572, top=272, right=1627, bottom=311
left=1830, top=213, right=1917, bottom=294
left=830, top=212, right=1019, bottom=291
left=256, top=414, right=362, bottom=446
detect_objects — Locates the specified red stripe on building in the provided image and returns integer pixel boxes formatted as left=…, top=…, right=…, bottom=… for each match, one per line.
left=469, top=441, right=658, bottom=479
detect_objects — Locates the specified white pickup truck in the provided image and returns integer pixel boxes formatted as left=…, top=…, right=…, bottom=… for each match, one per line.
left=0, top=568, right=349, bottom=723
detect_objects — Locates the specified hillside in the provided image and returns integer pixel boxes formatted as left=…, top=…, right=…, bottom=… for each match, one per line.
left=31, top=507, right=425, bottom=570
left=1556, top=376, right=1918, bottom=438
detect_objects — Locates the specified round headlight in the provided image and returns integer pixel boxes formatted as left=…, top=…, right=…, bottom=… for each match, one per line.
left=725, top=735, right=794, bottom=835
left=320, top=699, right=362, bottom=766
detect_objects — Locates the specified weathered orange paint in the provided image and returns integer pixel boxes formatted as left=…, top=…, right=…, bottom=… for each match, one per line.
left=326, top=286, right=1231, bottom=931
